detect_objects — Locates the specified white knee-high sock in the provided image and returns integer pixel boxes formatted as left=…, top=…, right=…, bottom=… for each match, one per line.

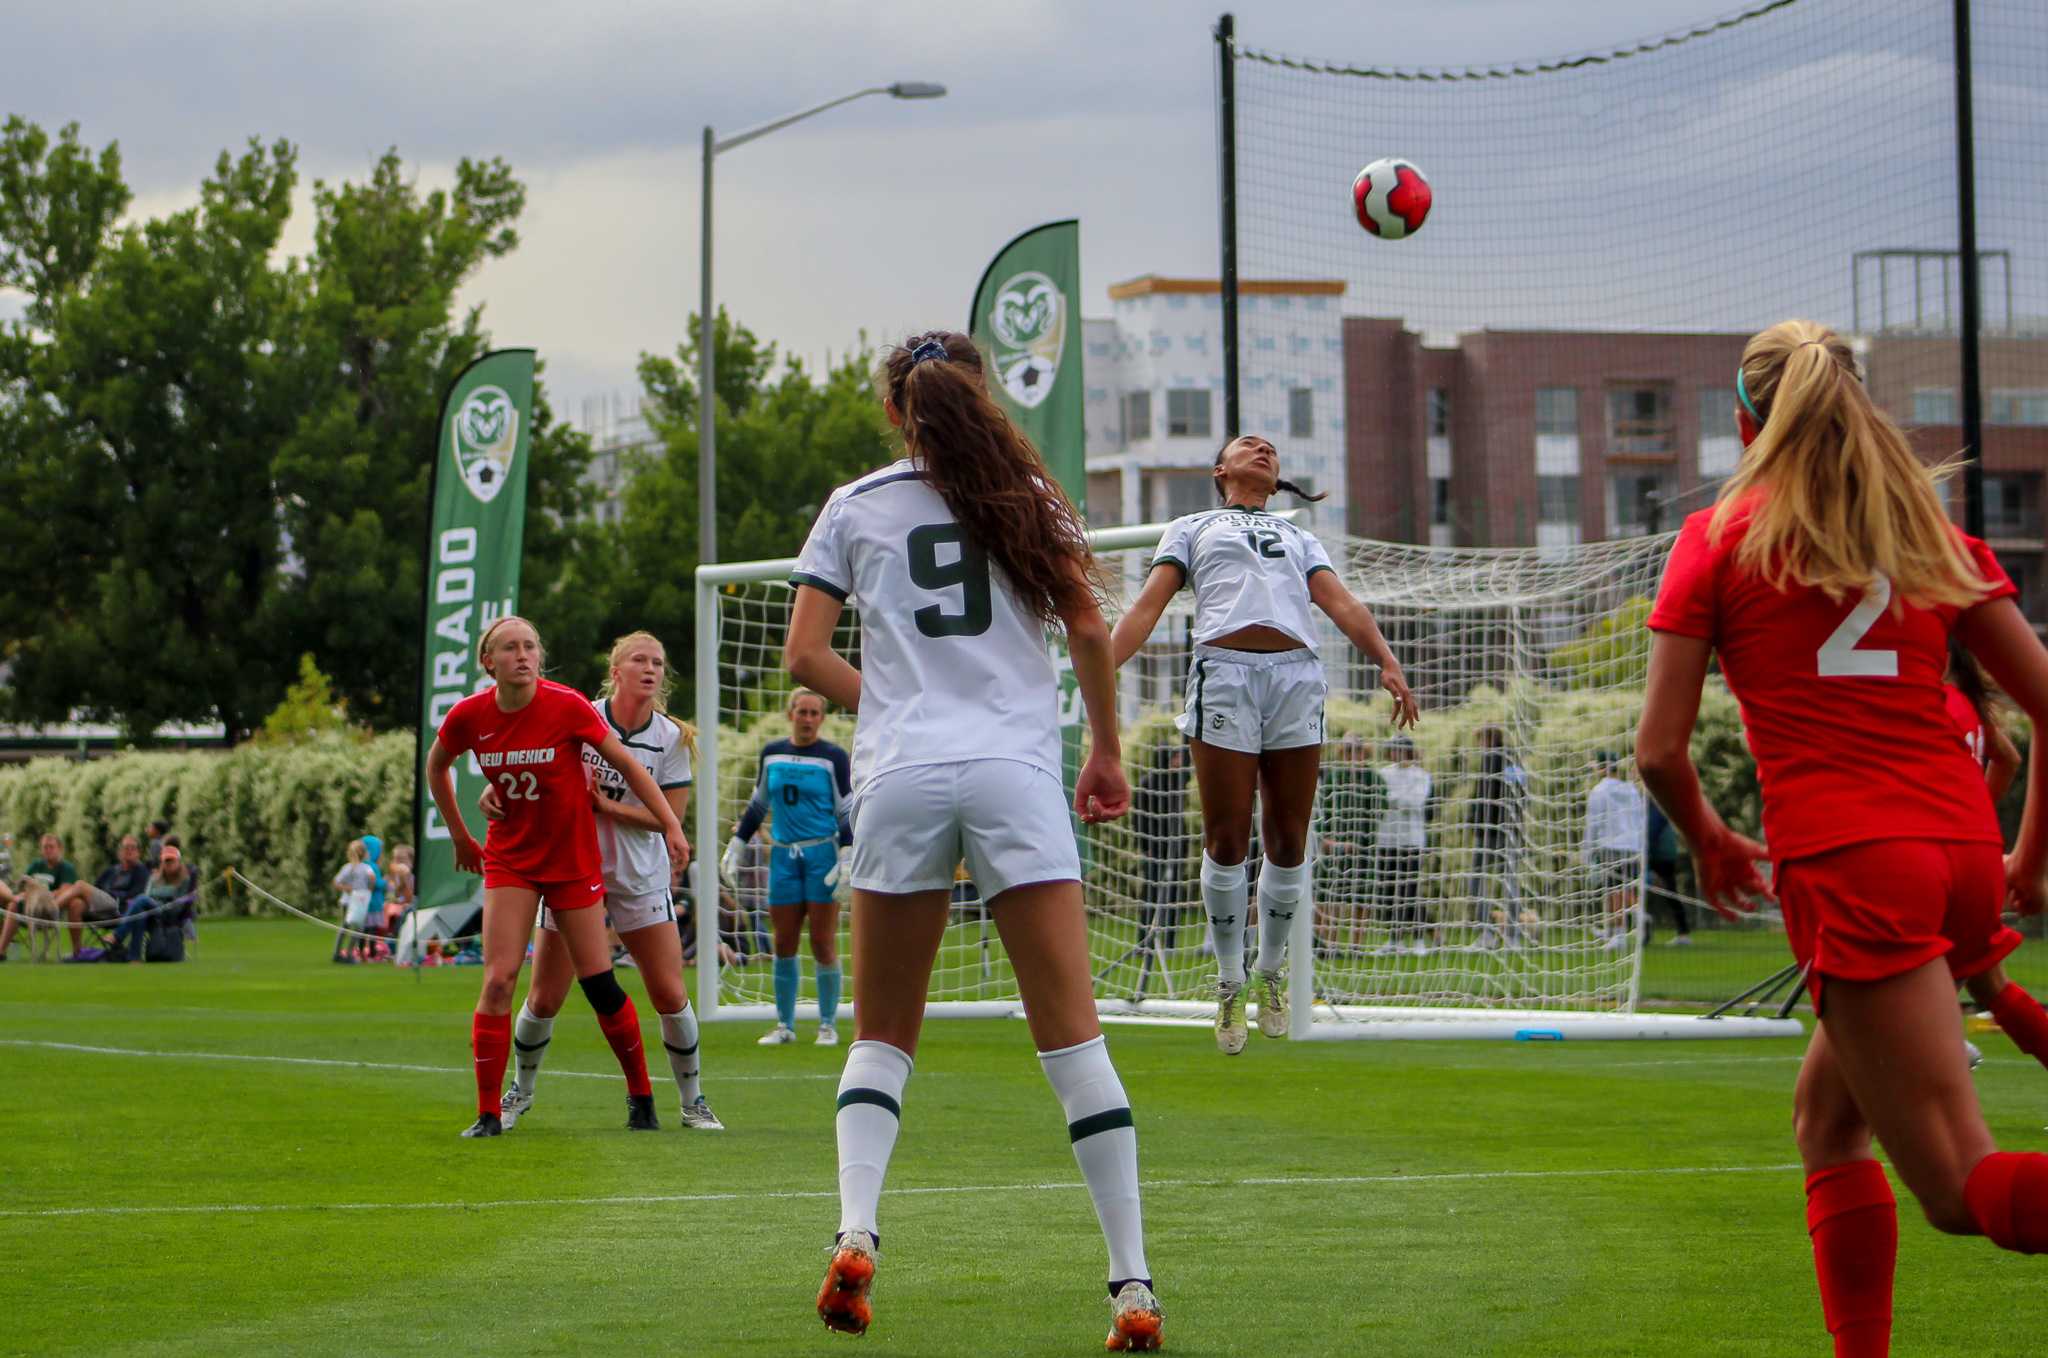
left=511, top=1003, right=554, bottom=1094
left=1255, top=857, right=1309, bottom=974
left=1201, top=854, right=1248, bottom=985
left=1040, top=1035, right=1149, bottom=1289
left=836, top=1039, right=913, bottom=1240
left=658, top=1006, right=701, bottom=1104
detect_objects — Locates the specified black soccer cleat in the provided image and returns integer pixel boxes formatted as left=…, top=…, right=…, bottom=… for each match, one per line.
left=626, top=1093, right=660, bottom=1131
left=461, top=1112, right=503, bottom=1138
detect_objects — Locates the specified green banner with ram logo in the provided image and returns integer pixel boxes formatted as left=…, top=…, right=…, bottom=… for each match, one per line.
left=412, top=349, right=537, bottom=923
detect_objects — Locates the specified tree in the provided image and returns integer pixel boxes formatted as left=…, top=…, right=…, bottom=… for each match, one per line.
left=256, top=653, right=352, bottom=744
left=0, top=119, right=591, bottom=739
left=527, top=312, right=894, bottom=696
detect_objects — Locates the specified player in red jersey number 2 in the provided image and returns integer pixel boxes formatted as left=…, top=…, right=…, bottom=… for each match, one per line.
left=1637, top=321, right=2048, bottom=1357
left=428, top=616, right=690, bottom=1138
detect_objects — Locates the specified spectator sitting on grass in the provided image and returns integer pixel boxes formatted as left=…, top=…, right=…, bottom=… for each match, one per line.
left=0, top=834, right=80, bottom=962
left=113, top=843, right=198, bottom=963
left=50, top=834, right=152, bottom=956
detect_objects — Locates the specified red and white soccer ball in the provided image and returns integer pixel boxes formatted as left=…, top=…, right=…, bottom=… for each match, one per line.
left=1352, top=157, right=1432, bottom=240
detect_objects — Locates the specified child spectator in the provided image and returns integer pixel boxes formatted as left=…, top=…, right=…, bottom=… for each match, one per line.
left=333, top=840, right=377, bottom=964
left=384, top=844, right=415, bottom=956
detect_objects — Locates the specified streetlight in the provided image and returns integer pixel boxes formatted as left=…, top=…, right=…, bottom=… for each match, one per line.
left=698, top=81, right=947, bottom=567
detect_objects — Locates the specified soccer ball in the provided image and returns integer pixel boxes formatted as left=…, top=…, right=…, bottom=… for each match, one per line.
left=1352, top=158, right=1432, bottom=240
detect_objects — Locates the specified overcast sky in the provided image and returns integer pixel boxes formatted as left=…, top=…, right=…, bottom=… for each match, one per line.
left=4, top=0, right=2033, bottom=419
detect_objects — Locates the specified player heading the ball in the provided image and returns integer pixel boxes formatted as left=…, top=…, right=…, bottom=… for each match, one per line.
left=1638, top=320, right=2048, bottom=1357
left=786, top=330, right=1161, bottom=1351
left=427, top=616, right=689, bottom=1139
left=1113, top=434, right=1417, bottom=1054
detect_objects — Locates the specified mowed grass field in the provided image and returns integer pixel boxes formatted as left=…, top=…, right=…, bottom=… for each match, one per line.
left=6, top=921, right=2048, bottom=1357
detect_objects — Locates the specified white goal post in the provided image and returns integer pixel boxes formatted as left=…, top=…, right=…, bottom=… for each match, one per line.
left=691, top=517, right=1798, bottom=1041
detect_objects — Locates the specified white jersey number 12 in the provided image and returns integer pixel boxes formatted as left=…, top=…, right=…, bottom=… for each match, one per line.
left=1816, top=574, right=1899, bottom=678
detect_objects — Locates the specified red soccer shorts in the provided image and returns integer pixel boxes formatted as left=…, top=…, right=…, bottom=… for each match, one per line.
left=481, top=866, right=607, bottom=913
left=1777, top=838, right=2019, bottom=1011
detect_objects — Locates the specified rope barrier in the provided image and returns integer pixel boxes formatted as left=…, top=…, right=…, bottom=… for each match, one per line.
left=227, top=870, right=482, bottom=946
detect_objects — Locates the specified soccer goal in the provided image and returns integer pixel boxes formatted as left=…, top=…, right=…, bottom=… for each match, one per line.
left=692, top=521, right=1799, bottom=1041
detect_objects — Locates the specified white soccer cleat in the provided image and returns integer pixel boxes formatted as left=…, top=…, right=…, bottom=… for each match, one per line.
left=1214, top=979, right=1248, bottom=1055
left=1254, top=969, right=1288, bottom=1038
left=1371, top=941, right=1401, bottom=957
left=499, top=1084, right=534, bottom=1131
left=816, top=1023, right=840, bottom=1047
left=1105, top=1280, right=1164, bottom=1352
left=758, top=1024, right=796, bottom=1046
left=1409, top=940, right=1432, bottom=958
left=679, top=1096, right=725, bottom=1131
left=1965, top=1039, right=1984, bottom=1072
left=1602, top=933, right=1627, bottom=953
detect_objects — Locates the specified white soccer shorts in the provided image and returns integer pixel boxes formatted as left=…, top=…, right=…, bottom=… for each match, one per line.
left=1174, top=645, right=1327, bottom=754
left=537, top=888, right=676, bottom=935
left=847, top=759, right=1080, bottom=901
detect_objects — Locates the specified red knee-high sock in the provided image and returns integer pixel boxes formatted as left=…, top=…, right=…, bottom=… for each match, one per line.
left=1965, top=1151, right=2048, bottom=1253
left=472, top=1011, right=511, bottom=1117
left=597, top=997, right=653, bottom=1097
left=1806, top=1160, right=1896, bottom=1358
left=1988, top=982, right=2048, bottom=1070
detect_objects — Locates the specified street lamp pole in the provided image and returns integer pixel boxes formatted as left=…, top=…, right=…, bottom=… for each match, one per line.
left=696, top=81, right=946, bottom=568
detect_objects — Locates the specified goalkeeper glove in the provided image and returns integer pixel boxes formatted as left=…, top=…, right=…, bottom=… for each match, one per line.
left=720, top=837, right=746, bottom=886
left=824, top=848, right=846, bottom=891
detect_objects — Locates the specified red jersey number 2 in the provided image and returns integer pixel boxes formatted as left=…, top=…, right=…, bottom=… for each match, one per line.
left=1816, top=574, right=1899, bottom=678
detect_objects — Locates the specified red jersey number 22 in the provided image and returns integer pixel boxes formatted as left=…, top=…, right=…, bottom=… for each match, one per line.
left=1816, top=574, right=1899, bottom=678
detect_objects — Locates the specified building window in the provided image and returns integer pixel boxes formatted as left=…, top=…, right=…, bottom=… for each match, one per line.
left=1698, top=387, right=1741, bottom=481
left=1289, top=387, right=1313, bottom=438
left=2008, top=553, right=2046, bottom=625
left=1166, top=388, right=1212, bottom=438
left=1538, top=475, right=1579, bottom=526
left=1121, top=390, right=1151, bottom=443
left=1985, top=473, right=2044, bottom=539
left=1991, top=391, right=2048, bottom=427
left=1431, top=477, right=1451, bottom=527
left=1608, top=469, right=1677, bottom=538
left=1085, top=471, right=1123, bottom=528
left=1144, top=469, right=1215, bottom=521
left=1607, top=384, right=1675, bottom=458
left=1912, top=389, right=1957, bottom=425
left=1427, top=388, right=1450, bottom=438
left=1535, top=388, right=1577, bottom=437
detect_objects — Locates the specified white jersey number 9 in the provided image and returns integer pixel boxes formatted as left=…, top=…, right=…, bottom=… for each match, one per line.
left=1816, top=574, right=1899, bottom=678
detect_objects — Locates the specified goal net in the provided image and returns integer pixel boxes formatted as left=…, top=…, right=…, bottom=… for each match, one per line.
left=692, top=525, right=1799, bottom=1040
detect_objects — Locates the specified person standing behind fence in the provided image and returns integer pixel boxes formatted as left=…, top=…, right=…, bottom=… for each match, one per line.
left=1375, top=736, right=1433, bottom=957
left=1318, top=733, right=1384, bottom=955
left=333, top=841, right=377, bottom=963
left=1642, top=797, right=1689, bottom=946
left=1131, top=740, right=1196, bottom=956
left=1583, top=752, right=1645, bottom=951
left=1466, top=725, right=1529, bottom=951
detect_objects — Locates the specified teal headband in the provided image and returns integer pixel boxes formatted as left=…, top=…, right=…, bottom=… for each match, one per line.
left=1735, top=365, right=1761, bottom=424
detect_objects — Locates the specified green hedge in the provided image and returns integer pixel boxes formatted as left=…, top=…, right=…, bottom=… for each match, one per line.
left=3, top=683, right=2016, bottom=918
left=0, top=733, right=414, bottom=915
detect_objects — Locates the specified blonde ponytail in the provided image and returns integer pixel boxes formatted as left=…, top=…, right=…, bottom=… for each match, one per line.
left=1709, top=320, right=1990, bottom=610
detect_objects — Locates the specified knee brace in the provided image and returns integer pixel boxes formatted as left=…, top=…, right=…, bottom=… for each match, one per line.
left=578, top=968, right=629, bottom=1018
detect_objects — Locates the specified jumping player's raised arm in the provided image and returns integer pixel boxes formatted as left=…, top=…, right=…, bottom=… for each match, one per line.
left=1111, top=560, right=1185, bottom=668
left=1306, top=565, right=1418, bottom=727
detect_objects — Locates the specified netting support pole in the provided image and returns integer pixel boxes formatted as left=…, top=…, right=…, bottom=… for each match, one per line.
left=694, top=569, right=722, bottom=1022
left=1214, top=12, right=1241, bottom=439
left=1953, top=0, right=1985, bottom=537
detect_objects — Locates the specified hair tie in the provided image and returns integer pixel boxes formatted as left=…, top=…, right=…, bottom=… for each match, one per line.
left=909, top=338, right=948, bottom=366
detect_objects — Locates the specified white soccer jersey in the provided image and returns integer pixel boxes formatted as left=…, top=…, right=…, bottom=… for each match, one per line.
left=1152, top=506, right=1336, bottom=648
left=582, top=699, right=693, bottom=897
left=791, top=459, right=1063, bottom=784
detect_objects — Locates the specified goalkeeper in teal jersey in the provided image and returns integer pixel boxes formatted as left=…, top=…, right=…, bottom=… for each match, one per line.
left=722, top=688, right=853, bottom=1046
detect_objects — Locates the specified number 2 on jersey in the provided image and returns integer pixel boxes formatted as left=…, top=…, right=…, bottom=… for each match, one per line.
left=1816, top=574, right=1899, bottom=678
left=908, top=523, right=993, bottom=638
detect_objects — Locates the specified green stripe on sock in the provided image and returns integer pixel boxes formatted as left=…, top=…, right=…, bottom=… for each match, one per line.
left=837, top=1087, right=901, bottom=1118
left=1068, top=1107, right=1135, bottom=1143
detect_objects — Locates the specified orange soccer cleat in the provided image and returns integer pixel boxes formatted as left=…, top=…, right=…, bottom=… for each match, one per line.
left=816, top=1230, right=878, bottom=1336
left=1105, top=1281, right=1163, bottom=1351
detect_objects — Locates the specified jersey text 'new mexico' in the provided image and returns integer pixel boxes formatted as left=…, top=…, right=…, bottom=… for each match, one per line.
left=792, top=459, right=1062, bottom=784
left=436, top=680, right=609, bottom=882
left=583, top=698, right=693, bottom=898
left=1153, top=506, right=1335, bottom=648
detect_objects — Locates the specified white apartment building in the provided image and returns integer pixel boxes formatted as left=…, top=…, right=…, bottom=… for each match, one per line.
left=1080, top=277, right=1348, bottom=535
left=576, top=391, right=662, bottom=527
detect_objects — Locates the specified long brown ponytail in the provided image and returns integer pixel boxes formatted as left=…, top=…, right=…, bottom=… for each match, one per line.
left=878, top=331, right=1100, bottom=625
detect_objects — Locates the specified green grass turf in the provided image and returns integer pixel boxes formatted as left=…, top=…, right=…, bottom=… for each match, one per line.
left=5, top=919, right=2047, bottom=1357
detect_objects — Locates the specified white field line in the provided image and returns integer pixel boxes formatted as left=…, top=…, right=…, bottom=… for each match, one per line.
left=1, top=1162, right=1804, bottom=1220
left=0, top=1039, right=836, bottom=1084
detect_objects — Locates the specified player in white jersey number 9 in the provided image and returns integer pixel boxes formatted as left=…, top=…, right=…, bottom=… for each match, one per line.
left=1113, top=435, right=1418, bottom=1054
left=786, top=329, right=1160, bottom=1351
